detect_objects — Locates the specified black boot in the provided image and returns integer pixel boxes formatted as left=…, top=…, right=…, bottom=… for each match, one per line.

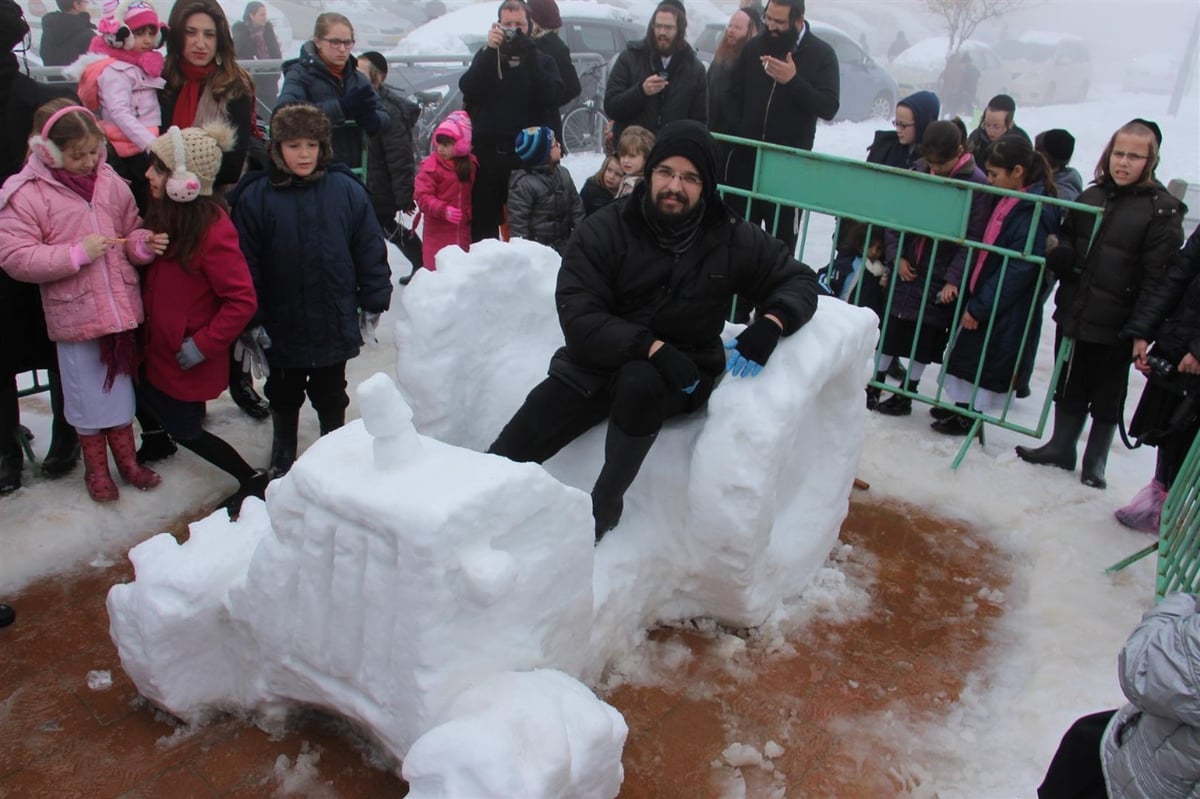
left=269, top=409, right=300, bottom=479
left=865, top=370, right=887, bottom=410
left=876, top=379, right=917, bottom=416
left=317, top=410, right=345, bottom=436
left=40, top=370, right=79, bottom=477
left=229, top=352, right=270, bottom=420
left=135, top=411, right=178, bottom=464
left=0, top=381, right=22, bottom=495
left=1080, top=421, right=1117, bottom=489
left=221, top=470, right=270, bottom=519
left=1015, top=406, right=1087, bottom=471
left=591, top=424, right=657, bottom=543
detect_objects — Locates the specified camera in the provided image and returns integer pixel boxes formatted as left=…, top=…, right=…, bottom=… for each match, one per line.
left=1146, top=354, right=1176, bottom=380
left=502, top=27, right=518, bottom=41
left=657, top=71, right=669, bottom=80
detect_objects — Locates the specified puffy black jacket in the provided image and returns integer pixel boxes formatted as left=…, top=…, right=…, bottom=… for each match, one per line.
left=553, top=182, right=818, bottom=381
left=38, top=11, right=94, bottom=67
left=459, top=38, right=563, bottom=148
left=366, top=85, right=419, bottom=222
left=226, top=163, right=392, bottom=369
left=604, top=39, right=707, bottom=142
left=1053, top=179, right=1186, bottom=345
left=723, top=23, right=839, bottom=152
left=1123, top=227, right=1200, bottom=363
left=277, top=43, right=388, bottom=169
left=507, top=163, right=584, bottom=253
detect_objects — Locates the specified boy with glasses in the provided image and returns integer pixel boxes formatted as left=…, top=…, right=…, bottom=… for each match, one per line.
left=965, top=93, right=1030, bottom=162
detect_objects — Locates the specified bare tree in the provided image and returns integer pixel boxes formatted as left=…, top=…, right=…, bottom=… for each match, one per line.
left=926, top=0, right=1028, bottom=54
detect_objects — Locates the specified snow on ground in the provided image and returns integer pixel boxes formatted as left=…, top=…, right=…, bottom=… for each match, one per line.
left=3, top=5, right=1199, bottom=794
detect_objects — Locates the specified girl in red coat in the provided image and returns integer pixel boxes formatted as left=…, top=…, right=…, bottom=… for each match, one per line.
left=138, top=122, right=266, bottom=515
left=414, top=110, right=476, bottom=270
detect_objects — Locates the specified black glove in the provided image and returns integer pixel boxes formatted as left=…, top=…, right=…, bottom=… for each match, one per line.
left=1045, top=245, right=1077, bottom=280
left=651, top=343, right=701, bottom=395
left=356, top=108, right=382, bottom=135
left=726, top=317, right=782, bottom=378
left=339, top=84, right=374, bottom=119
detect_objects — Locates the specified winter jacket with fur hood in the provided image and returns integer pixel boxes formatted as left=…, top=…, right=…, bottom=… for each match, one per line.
left=0, top=154, right=152, bottom=343
left=507, top=162, right=584, bottom=253
left=228, top=161, right=392, bottom=369
left=1102, top=592, right=1200, bottom=799
left=140, top=208, right=256, bottom=402
left=414, top=151, right=475, bottom=268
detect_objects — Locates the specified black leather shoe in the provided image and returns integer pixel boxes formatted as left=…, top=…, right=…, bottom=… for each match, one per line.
left=930, top=414, right=974, bottom=436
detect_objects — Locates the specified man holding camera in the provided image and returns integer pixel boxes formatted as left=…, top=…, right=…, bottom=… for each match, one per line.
left=459, top=0, right=564, bottom=243
left=603, top=0, right=707, bottom=145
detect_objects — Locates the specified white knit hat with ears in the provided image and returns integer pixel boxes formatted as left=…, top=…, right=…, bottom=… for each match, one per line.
left=148, top=122, right=235, bottom=202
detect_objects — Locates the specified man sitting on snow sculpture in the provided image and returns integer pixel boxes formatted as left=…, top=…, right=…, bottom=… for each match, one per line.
left=488, top=120, right=818, bottom=542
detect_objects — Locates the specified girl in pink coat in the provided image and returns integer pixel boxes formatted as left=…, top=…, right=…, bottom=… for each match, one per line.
left=0, top=100, right=166, bottom=502
left=414, top=110, right=477, bottom=270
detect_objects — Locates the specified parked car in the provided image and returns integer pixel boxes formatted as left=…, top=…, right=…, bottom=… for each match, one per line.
left=992, top=32, right=1090, bottom=105
left=889, top=37, right=1005, bottom=110
left=692, top=20, right=899, bottom=122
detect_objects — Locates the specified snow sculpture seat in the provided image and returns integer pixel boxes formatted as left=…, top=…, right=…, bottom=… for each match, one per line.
left=106, top=238, right=878, bottom=797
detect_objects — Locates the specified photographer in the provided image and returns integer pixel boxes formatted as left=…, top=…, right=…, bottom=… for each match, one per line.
left=459, top=0, right=563, bottom=243
left=1114, top=227, right=1200, bottom=532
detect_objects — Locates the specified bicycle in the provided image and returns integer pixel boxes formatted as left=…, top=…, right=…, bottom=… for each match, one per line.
left=561, top=60, right=610, bottom=154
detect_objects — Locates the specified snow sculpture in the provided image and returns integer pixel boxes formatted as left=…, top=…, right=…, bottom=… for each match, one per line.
left=107, top=238, right=879, bottom=796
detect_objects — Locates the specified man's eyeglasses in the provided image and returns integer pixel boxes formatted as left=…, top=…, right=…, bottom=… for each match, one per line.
left=650, top=165, right=703, bottom=187
left=761, top=12, right=790, bottom=27
left=1111, top=150, right=1149, bottom=163
left=892, top=119, right=915, bottom=130
left=320, top=37, right=355, bottom=49
left=653, top=23, right=677, bottom=32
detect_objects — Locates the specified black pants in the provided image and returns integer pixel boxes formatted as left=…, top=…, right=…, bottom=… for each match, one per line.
left=471, top=144, right=518, bottom=243
left=1055, top=332, right=1131, bottom=424
left=489, top=360, right=713, bottom=464
left=724, top=144, right=801, bottom=253
left=1037, top=709, right=1116, bottom=799
left=264, top=362, right=349, bottom=416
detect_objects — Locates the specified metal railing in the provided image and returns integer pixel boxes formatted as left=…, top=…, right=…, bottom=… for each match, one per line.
left=714, top=132, right=1104, bottom=467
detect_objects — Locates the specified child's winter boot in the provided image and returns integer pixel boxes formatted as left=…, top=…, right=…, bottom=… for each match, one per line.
left=1114, top=480, right=1167, bottom=533
left=80, top=432, right=119, bottom=502
left=106, top=424, right=162, bottom=490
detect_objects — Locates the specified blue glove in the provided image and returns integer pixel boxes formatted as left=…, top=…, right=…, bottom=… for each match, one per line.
left=651, top=343, right=700, bottom=395
left=175, top=337, right=205, bottom=370
left=339, top=84, right=374, bottom=119
left=725, top=317, right=782, bottom=378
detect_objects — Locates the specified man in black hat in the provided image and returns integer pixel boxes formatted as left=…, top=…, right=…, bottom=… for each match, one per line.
left=965, top=93, right=1031, bottom=161
left=527, top=0, right=580, bottom=152
left=1, top=0, right=81, bottom=500
left=488, top=119, right=818, bottom=542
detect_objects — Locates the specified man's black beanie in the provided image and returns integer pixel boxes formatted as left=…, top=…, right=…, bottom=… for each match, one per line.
left=644, top=119, right=721, bottom=201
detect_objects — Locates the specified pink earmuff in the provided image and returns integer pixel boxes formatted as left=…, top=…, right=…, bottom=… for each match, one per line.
left=28, top=105, right=96, bottom=169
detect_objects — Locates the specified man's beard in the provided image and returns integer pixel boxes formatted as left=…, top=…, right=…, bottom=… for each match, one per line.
left=652, top=187, right=693, bottom=219
left=713, top=35, right=745, bottom=67
left=763, top=28, right=792, bottom=58
left=655, top=33, right=676, bottom=55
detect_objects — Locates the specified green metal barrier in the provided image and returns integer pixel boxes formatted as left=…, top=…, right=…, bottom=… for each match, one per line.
left=714, top=133, right=1104, bottom=467
left=1106, top=429, right=1200, bottom=598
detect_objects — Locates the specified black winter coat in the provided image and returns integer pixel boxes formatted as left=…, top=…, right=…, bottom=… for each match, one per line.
left=553, top=182, right=818, bottom=386
left=0, top=67, right=76, bottom=376
left=277, top=43, right=388, bottom=170
left=534, top=31, right=580, bottom=149
left=1123, top=227, right=1200, bottom=362
left=580, top=177, right=615, bottom=217
left=723, top=24, right=839, bottom=152
left=38, top=11, right=94, bottom=67
left=158, top=89, right=253, bottom=189
left=1053, top=179, right=1186, bottom=346
left=459, top=39, right=563, bottom=148
left=946, top=182, right=1058, bottom=393
left=366, top=85, right=419, bottom=222
left=603, top=39, right=707, bottom=142
left=227, top=163, right=392, bottom=369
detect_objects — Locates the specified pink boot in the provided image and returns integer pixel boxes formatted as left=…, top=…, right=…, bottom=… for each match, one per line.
left=1114, top=480, right=1167, bottom=534
left=106, top=424, right=161, bottom=491
left=79, top=432, right=118, bottom=502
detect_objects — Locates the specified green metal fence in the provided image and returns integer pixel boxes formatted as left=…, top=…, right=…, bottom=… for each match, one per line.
left=714, top=133, right=1104, bottom=467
